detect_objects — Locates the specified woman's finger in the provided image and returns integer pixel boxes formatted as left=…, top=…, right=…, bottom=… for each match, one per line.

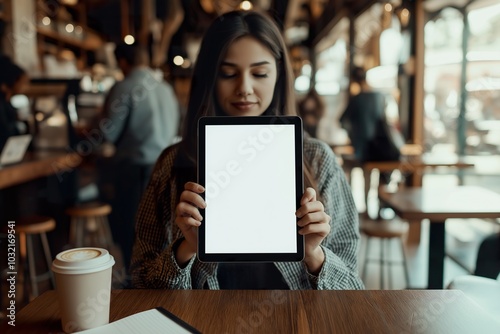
left=296, top=201, right=324, bottom=218
left=298, top=221, right=331, bottom=236
left=297, top=212, right=330, bottom=227
left=184, top=182, right=205, bottom=193
left=175, top=215, right=202, bottom=228
left=300, top=187, right=316, bottom=205
left=176, top=202, right=203, bottom=221
left=180, top=190, right=206, bottom=209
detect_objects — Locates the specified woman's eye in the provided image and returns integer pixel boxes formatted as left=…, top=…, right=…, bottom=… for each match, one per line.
left=254, top=73, right=269, bottom=78
left=219, top=72, right=236, bottom=79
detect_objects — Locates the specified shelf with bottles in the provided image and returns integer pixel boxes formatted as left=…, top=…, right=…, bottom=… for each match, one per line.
left=36, top=1, right=104, bottom=52
left=37, top=20, right=103, bottom=51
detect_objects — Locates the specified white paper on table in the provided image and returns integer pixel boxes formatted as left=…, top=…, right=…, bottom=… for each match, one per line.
left=75, top=308, right=200, bottom=334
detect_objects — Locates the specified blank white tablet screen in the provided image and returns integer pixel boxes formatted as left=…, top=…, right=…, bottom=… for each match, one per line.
left=204, top=124, right=297, bottom=254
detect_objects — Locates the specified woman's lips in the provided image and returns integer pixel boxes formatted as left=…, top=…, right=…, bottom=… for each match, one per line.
left=231, top=102, right=257, bottom=110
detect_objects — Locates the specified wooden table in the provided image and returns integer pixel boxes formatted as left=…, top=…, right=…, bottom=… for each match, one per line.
left=3, top=289, right=499, bottom=333
left=343, top=153, right=474, bottom=243
left=0, top=150, right=82, bottom=189
left=379, top=186, right=500, bottom=289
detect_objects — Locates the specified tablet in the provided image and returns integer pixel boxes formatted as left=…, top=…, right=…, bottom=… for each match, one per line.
left=197, top=116, right=304, bottom=262
left=0, top=134, right=32, bottom=166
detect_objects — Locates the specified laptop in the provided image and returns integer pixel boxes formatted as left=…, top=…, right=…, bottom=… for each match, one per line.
left=0, top=134, right=32, bottom=166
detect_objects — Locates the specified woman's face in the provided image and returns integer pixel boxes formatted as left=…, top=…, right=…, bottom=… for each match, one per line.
left=216, top=36, right=278, bottom=116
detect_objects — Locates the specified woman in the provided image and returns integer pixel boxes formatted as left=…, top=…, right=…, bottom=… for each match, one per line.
left=131, top=10, right=363, bottom=290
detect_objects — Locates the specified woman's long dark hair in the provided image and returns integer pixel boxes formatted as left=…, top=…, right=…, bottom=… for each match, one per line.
left=174, top=10, right=317, bottom=193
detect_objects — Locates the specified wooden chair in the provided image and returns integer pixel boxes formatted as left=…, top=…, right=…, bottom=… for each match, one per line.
left=65, top=202, right=114, bottom=249
left=360, top=218, right=410, bottom=289
left=10, top=216, right=56, bottom=300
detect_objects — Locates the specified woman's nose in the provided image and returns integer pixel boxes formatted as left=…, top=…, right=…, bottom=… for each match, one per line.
left=236, top=75, right=253, bottom=97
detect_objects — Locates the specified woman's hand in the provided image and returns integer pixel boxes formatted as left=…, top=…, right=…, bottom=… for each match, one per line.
left=174, top=182, right=206, bottom=266
left=296, top=187, right=331, bottom=274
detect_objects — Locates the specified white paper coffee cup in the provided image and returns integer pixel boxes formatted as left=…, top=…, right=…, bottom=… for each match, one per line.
left=52, top=247, right=115, bottom=333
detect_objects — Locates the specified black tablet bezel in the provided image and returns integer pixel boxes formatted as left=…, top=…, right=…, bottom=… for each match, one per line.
left=197, top=116, right=304, bottom=262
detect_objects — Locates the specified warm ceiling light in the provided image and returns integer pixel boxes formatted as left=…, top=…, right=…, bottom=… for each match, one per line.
left=124, top=35, right=135, bottom=45
left=42, top=17, right=51, bottom=26
left=173, top=55, right=184, bottom=66
left=399, top=8, right=410, bottom=27
left=239, top=1, right=253, bottom=11
left=385, top=3, right=393, bottom=12
left=65, top=24, right=74, bottom=33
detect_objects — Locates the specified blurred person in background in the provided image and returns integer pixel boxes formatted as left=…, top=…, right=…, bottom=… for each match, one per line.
left=0, top=55, right=29, bottom=150
left=340, top=66, right=404, bottom=219
left=340, top=66, right=402, bottom=163
left=97, top=42, right=180, bottom=280
left=297, top=88, right=325, bottom=138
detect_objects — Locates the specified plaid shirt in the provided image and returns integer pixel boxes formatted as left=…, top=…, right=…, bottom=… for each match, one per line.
left=130, top=137, right=364, bottom=290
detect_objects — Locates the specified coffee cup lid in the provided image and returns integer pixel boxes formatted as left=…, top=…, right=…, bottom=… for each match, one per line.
left=52, top=248, right=115, bottom=275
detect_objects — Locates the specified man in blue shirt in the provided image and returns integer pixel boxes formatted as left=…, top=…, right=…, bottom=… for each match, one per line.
left=98, top=43, right=180, bottom=280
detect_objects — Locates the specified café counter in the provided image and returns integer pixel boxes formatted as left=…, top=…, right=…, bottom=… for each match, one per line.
left=0, top=150, right=82, bottom=189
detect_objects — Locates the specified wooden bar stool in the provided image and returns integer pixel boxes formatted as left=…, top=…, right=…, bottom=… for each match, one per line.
left=14, top=216, right=56, bottom=299
left=66, top=202, right=114, bottom=249
left=360, top=218, right=410, bottom=289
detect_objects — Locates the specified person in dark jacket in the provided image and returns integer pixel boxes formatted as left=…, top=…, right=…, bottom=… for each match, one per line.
left=0, top=56, right=28, bottom=150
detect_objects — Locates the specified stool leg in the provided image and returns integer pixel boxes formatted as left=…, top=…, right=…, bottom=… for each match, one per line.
left=40, top=232, right=55, bottom=287
left=101, top=216, right=114, bottom=249
left=87, top=216, right=98, bottom=246
left=19, top=232, right=28, bottom=302
left=69, top=218, right=77, bottom=247
left=95, top=216, right=103, bottom=247
left=400, top=237, right=410, bottom=288
left=26, top=234, right=39, bottom=298
left=76, top=217, right=84, bottom=247
left=361, top=237, right=370, bottom=283
left=96, top=216, right=108, bottom=248
left=363, top=169, right=371, bottom=216
left=380, top=238, right=384, bottom=290
left=19, top=232, right=27, bottom=260
left=387, top=239, right=392, bottom=290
